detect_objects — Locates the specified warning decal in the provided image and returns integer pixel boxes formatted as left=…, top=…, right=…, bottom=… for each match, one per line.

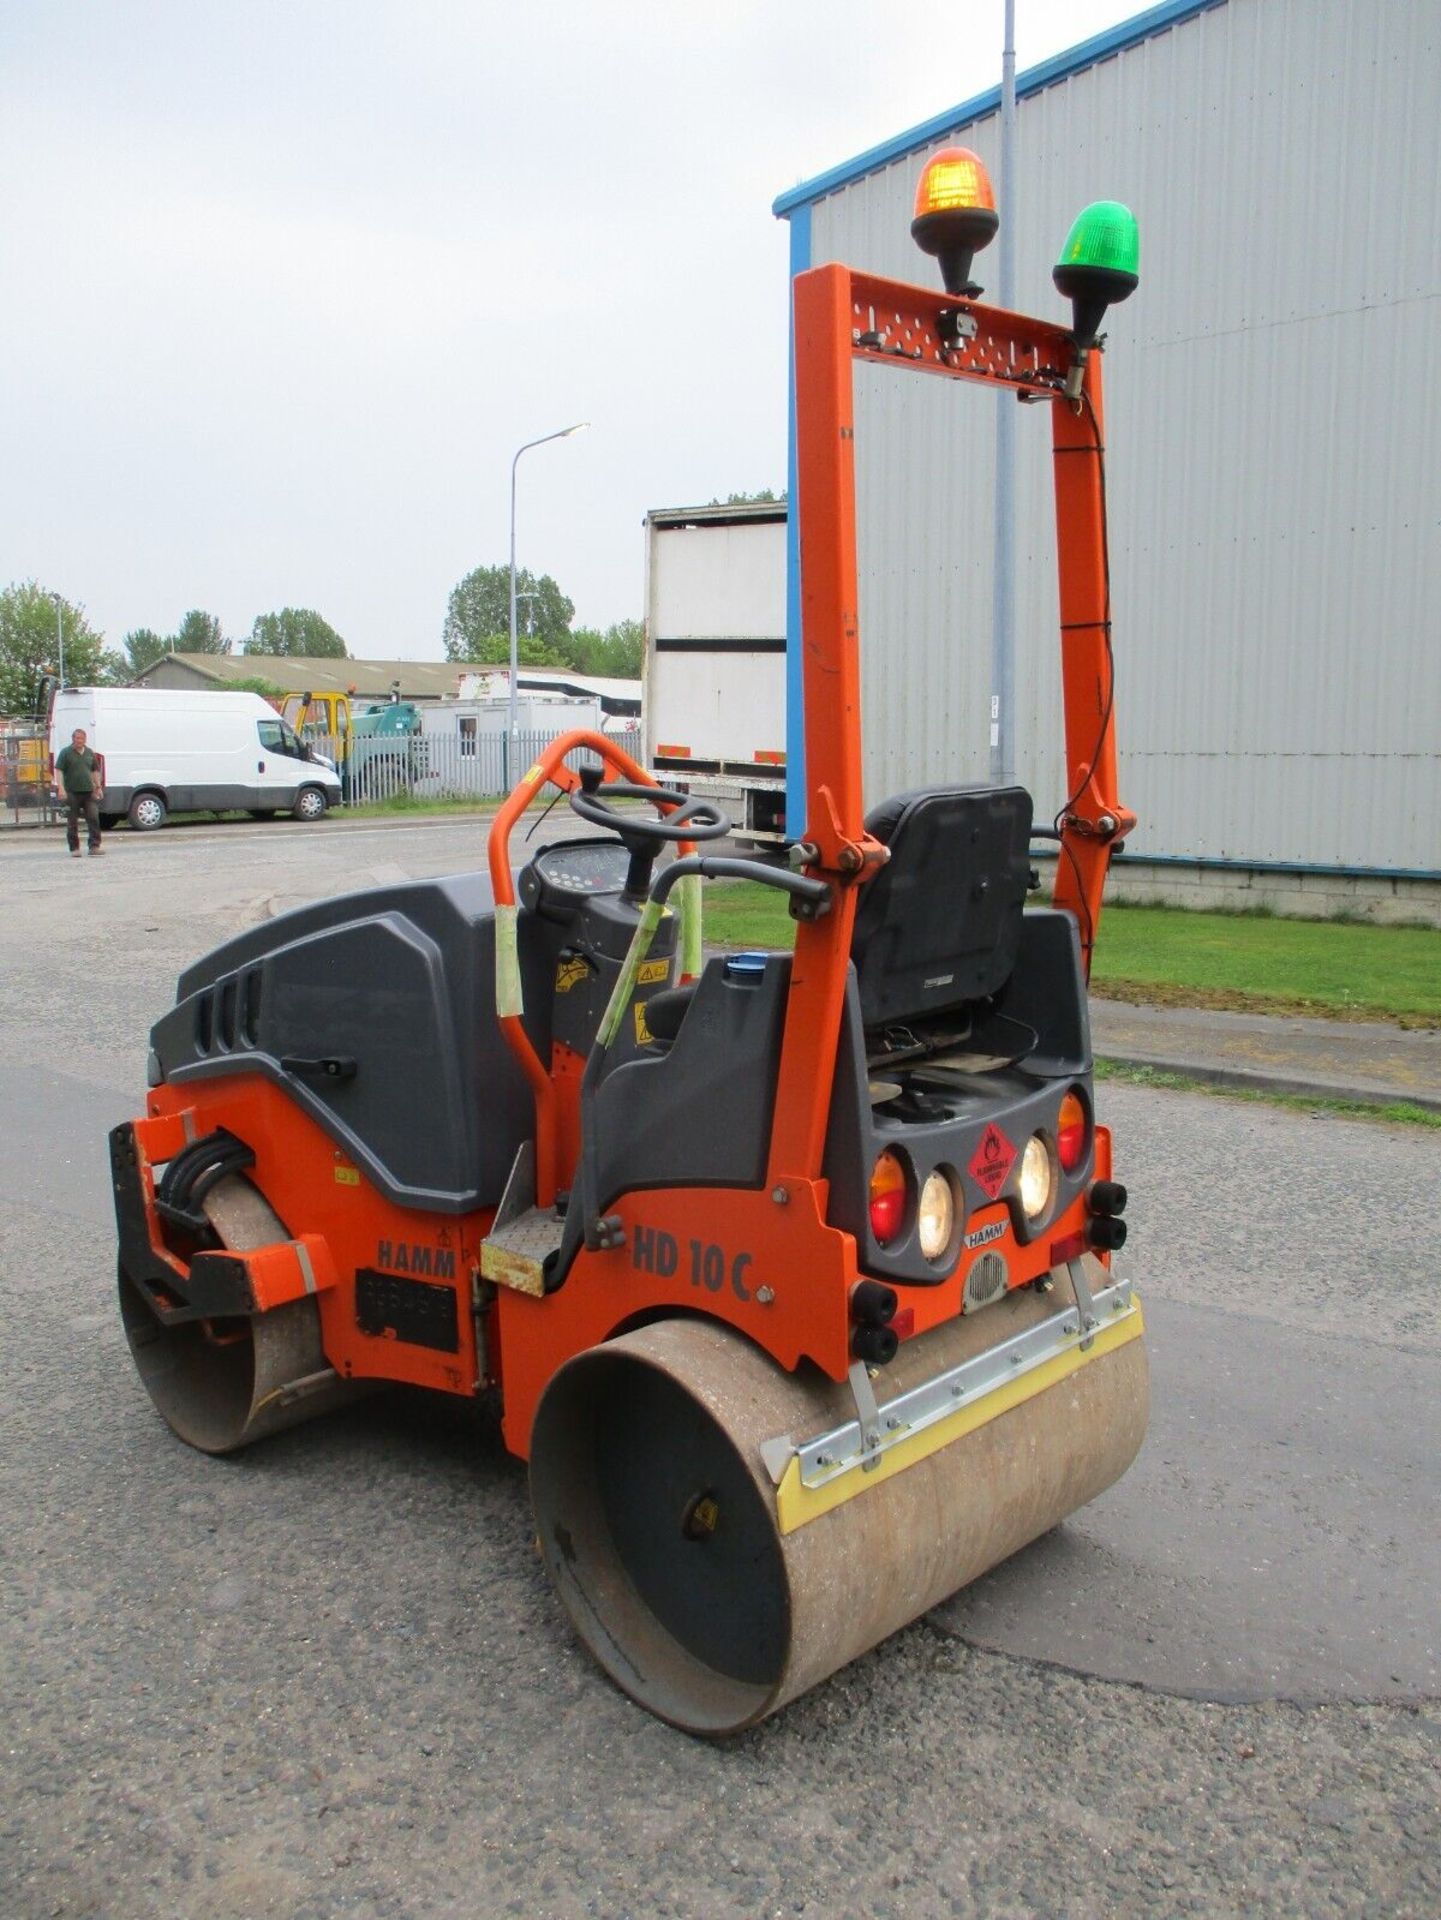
left=555, top=956, right=590, bottom=994
left=968, top=1123, right=1016, bottom=1200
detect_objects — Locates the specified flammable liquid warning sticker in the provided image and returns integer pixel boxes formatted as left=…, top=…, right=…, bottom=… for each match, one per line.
left=968, top=1123, right=1016, bottom=1199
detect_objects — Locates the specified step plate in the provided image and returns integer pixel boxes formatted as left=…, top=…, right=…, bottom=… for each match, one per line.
left=481, top=1209, right=565, bottom=1297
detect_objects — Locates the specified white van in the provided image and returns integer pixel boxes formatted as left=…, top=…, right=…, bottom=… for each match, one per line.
left=50, top=688, right=342, bottom=830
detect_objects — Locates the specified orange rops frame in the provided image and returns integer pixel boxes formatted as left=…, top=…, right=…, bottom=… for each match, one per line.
left=766, top=263, right=1134, bottom=1196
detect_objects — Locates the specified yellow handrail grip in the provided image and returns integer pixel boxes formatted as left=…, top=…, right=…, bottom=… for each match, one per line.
left=494, top=904, right=523, bottom=1018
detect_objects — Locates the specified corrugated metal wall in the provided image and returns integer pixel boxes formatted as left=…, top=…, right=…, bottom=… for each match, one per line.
left=800, top=0, right=1440, bottom=872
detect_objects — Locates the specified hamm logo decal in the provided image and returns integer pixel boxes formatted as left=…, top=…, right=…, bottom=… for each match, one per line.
left=376, top=1240, right=456, bottom=1280
left=963, top=1220, right=1007, bottom=1251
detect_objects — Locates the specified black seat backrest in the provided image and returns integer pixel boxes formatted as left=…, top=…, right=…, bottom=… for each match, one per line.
left=849, top=785, right=1033, bottom=1029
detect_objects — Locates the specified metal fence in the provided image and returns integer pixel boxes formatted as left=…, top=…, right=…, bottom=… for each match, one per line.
left=329, top=726, right=643, bottom=807
left=1, top=723, right=646, bottom=824
left=1, top=725, right=54, bottom=826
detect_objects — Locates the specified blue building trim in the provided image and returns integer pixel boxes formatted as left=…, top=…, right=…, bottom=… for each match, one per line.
left=772, top=0, right=1226, bottom=218
left=784, top=204, right=811, bottom=837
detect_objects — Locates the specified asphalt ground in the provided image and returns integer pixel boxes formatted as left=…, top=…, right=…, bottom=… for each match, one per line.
left=1, top=814, right=1437, bottom=1918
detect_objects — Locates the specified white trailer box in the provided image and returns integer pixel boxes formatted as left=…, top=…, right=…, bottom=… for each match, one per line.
left=50, top=687, right=341, bottom=830
left=644, top=502, right=788, bottom=842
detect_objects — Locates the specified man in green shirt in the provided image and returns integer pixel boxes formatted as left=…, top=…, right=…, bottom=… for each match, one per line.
left=55, top=727, right=105, bottom=856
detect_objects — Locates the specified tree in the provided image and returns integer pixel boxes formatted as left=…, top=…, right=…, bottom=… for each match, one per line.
left=450, top=627, right=569, bottom=669
left=174, top=609, right=230, bottom=655
left=443, top=565, right=574, bottom=664
left=123, top=628, right=170, bottom=675
left=567, top=628, right=606, bottom=675
left=569, top=619, right=643, bottom=678
left=0, top=582, right=119, bottom=715
left=227, top=674, right=288, bottom=698
left=247, top=608, right=348, bottom=658
left=709, top=489, right=785, bottom=506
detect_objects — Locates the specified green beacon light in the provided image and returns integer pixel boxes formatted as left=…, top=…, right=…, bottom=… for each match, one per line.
left=1053, top=200, right=1139, bottom=398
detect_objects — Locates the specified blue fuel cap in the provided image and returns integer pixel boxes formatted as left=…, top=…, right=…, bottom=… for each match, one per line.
left=724, top=950, right=769, bottom=985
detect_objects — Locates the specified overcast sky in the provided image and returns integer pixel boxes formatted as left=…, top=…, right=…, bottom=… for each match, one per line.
left=4, top=0, right=1132, bottom=660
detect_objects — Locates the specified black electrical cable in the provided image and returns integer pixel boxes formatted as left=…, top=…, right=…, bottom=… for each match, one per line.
left=1059, top=831, right=1095, bottom=970
left=1050, top=386, right=1114, bottom=969
left=525, top=785, right=566, bottom=842
left=1054, top=387, right=1115, bottom=829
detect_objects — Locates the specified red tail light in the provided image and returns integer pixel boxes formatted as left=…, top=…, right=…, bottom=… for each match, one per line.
left=869, top=1150, right=906, bottom=1244
left=1057, top=1089, right=1088, bottom=1172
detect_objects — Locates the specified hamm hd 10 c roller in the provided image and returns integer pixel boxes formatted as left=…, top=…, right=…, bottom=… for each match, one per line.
left=113, top=156, right=1148, bottom=1734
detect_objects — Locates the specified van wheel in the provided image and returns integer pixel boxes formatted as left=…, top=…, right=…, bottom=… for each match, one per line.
left=128, top=793, right=167, bottom=831
left=293, top=787, right=328, bottom=823
left=98, top=813, right=120, bottom=832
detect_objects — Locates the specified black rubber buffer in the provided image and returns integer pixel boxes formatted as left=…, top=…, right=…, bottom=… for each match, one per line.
left=851, top=1279, right=898, bottom=1326
left=1088, top=1216, right=1128, bottom=1252
left=851, top=1323, right=899, bottom=1365
left=1089, top=1179, right=1128, bottom=1218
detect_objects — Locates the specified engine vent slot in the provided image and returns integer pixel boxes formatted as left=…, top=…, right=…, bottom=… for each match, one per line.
left=355, top=1268, right=459, bottom=1352
left=217, top=978, right=238, bottom=1051
left=242, top=969, right=263, bottom=1046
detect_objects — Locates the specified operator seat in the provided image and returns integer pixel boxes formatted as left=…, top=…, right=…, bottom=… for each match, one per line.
left=643, top=785, right=1034, bottom=1053
left=849, top=784, right=1033, bottom=1032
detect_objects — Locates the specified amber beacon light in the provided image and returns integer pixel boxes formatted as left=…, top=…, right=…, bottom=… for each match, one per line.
left=910, top=147, right=999, bottom=297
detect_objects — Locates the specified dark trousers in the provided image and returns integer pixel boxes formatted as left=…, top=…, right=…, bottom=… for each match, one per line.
left=66, top=793, right=101, bottom=852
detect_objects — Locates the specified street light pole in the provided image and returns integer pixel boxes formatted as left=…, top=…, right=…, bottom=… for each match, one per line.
left=50, top=591, right=65, bottom=689
left=509, top=422, right=588, bottom=780
left=990, top=0, right=1017, bottom=786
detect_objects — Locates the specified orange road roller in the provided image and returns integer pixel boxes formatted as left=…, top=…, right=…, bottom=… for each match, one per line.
left=113, top=158, right=1148, bottom=1733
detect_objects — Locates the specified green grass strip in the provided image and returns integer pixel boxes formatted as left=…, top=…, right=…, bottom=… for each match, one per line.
left=698, top=881, right=1440, bottom=1027
left=342, top=793, right=501, bottom=818
left=1091, top=904, right=1440, bottom=1025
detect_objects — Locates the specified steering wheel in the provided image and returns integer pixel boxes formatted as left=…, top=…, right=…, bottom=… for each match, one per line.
left=569, top=776, right=731, bottom=845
